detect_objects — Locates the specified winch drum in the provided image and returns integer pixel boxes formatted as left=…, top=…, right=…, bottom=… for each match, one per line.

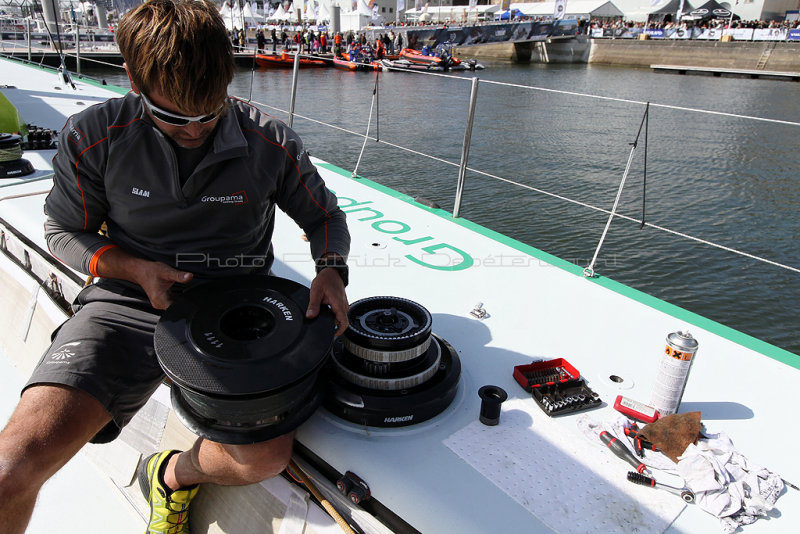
left=153, top=275, right=335, bottom=444
left=322, top=296, right=461, bottom=427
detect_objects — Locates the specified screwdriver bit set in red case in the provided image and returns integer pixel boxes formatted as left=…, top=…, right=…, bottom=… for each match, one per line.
left=513, top=358, right=602, bottom=416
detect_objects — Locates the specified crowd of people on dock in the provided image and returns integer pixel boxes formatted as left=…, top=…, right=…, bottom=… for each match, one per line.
left=590, top=17, right=800, bottom=32
left=224, top=13, right=799, bottom=55
left=229, top=27, right=404, bottom=57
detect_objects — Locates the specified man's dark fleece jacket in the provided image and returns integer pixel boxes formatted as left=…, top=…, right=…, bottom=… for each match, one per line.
left=44, top=92, right=349, bottom=279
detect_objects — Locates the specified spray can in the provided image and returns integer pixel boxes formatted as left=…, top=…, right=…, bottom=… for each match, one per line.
left=649, top=331, right=699, bottom=416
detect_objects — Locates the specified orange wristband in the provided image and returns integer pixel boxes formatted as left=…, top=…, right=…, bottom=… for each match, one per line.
left=89, top=244, right=118, bottom=277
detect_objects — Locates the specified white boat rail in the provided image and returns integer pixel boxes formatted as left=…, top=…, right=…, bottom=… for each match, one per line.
left=2, top=46, right=799, bottom=281
left=2, top=47, right=799, bottom=282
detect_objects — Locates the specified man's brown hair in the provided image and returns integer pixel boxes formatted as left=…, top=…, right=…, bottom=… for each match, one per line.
left=116, top=0, right=234, bottom=115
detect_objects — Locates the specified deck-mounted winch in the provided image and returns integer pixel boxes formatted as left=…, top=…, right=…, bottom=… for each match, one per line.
left=153, top=275, right=335, bottom=444
left=0, top=133, right=34, bottom=179
left=323, top=296, right=461, bottom=427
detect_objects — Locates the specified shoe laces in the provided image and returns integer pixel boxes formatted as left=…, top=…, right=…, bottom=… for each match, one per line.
left=153, top=487, right=194, bottom=530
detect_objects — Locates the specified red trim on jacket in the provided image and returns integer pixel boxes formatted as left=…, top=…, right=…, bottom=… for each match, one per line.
left=243, top=126, right=332, bottom=253
left=74, top=138, right=107, bottom=229
left=72, top=119, right=140, bottom=230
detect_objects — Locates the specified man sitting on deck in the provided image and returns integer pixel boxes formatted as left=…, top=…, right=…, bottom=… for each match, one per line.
left=0, top=1, right=350, bottom=533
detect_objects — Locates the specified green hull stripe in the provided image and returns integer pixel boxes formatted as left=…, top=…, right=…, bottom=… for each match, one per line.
left=317, top=162, right=799, bottom=368
left=0, top=57, right=128, bottom=95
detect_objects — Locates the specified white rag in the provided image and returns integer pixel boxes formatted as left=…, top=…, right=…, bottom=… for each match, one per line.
left=677, top=432, right=784, bottom=534
left=578, top=416, right=786, bottom=533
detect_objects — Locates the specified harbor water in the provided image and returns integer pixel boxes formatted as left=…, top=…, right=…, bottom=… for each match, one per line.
left=85, top=61, right=800, bottom=356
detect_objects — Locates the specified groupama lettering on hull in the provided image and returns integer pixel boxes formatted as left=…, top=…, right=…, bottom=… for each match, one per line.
left=336, top=194, right=474, bottom=271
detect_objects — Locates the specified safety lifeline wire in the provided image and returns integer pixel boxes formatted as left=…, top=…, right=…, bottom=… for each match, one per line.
left=351, top=68, right=381, bottom=179
left=248, top=93, right=800, bottom=276
left=584, top=103, right=650, bottom=278
left=36, top=0, right=75, bottom=90
left=5, top=42, right=795, bottom=276
left=242, top=56, right=800, bottom=276
left=280, top=52, right=800, bottom=128
left=482, top=78, right=800, bottom=127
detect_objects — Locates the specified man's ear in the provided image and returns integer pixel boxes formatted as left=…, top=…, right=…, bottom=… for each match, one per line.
left=123, top=63, right=140, bottom=95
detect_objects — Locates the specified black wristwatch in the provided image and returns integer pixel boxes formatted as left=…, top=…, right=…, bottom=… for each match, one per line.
left=315, top=255, right=349, bottom=287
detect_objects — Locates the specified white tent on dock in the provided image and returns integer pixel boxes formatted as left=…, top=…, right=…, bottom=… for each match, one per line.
left=404, top=4, right=500, bottom=23
left=286, top=1, right=301, bottom=22
left=318, top=0, right=332, bottom=22
left=510, top=1, right=624, bottom=20
left=340, top=0, right=373, bottom=31
left=268, top=4, right=288, bottom=21
left=219, top=1, right=262, bottom=29
left=243, top=2, right=264, bottom=23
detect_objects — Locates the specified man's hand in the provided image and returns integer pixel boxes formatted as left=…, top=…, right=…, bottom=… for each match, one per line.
left=96, top=246, right=192, bottom=310
left=136, top=262, right=193, bottom=310
left=306, top=267, right=349, bottom=336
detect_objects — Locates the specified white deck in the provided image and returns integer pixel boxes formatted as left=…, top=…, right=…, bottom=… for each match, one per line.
left=277, top=162, right=800, bottom=533
left=2, top=57, right=799, bottom=534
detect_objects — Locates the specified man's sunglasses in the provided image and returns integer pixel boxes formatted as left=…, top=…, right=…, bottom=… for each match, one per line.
left=141, top=92, right=225, bottom=126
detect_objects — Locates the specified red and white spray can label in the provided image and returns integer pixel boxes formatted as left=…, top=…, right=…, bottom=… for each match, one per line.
left=649, top=331, right=699, bottom=416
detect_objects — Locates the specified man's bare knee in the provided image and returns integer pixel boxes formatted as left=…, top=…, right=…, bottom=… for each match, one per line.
left=0, top=385, right=111, bottom=490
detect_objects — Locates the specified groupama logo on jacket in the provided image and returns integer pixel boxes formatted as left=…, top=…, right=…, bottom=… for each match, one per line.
left=200, top=191, right=249, bottom=205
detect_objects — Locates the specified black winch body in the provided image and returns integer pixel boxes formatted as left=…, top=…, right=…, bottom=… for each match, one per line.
left=323, top=296, right=461, bottom=427
left=154, top=275, right=335, bottom=444
left=0, top=133, right=34, bottom=179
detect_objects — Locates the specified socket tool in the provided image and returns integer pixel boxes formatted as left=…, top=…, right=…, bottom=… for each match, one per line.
left=627, top=471, right=695, bottom=503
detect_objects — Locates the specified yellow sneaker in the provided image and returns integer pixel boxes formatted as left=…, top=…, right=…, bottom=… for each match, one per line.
left=137, top=450, right=199, bottom=534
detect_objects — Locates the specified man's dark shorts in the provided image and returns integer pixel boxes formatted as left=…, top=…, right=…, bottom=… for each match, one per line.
left=24, top=279, right=165, bottom=444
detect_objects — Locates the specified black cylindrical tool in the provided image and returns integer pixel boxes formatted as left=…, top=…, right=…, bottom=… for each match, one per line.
left=478, top=385, right=507, bottom=426
left=599, top=431, right=650, bottom=474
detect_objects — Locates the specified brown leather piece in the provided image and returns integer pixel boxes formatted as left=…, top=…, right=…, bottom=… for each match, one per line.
left=637, top=411, right=703, bottom=463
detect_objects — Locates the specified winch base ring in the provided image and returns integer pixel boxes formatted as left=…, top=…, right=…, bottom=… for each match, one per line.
left=171, top=383, right=321, bottom=444
left=0, top=158, right=34, bottom=179
left=322, top=335, right=461, bottom=428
